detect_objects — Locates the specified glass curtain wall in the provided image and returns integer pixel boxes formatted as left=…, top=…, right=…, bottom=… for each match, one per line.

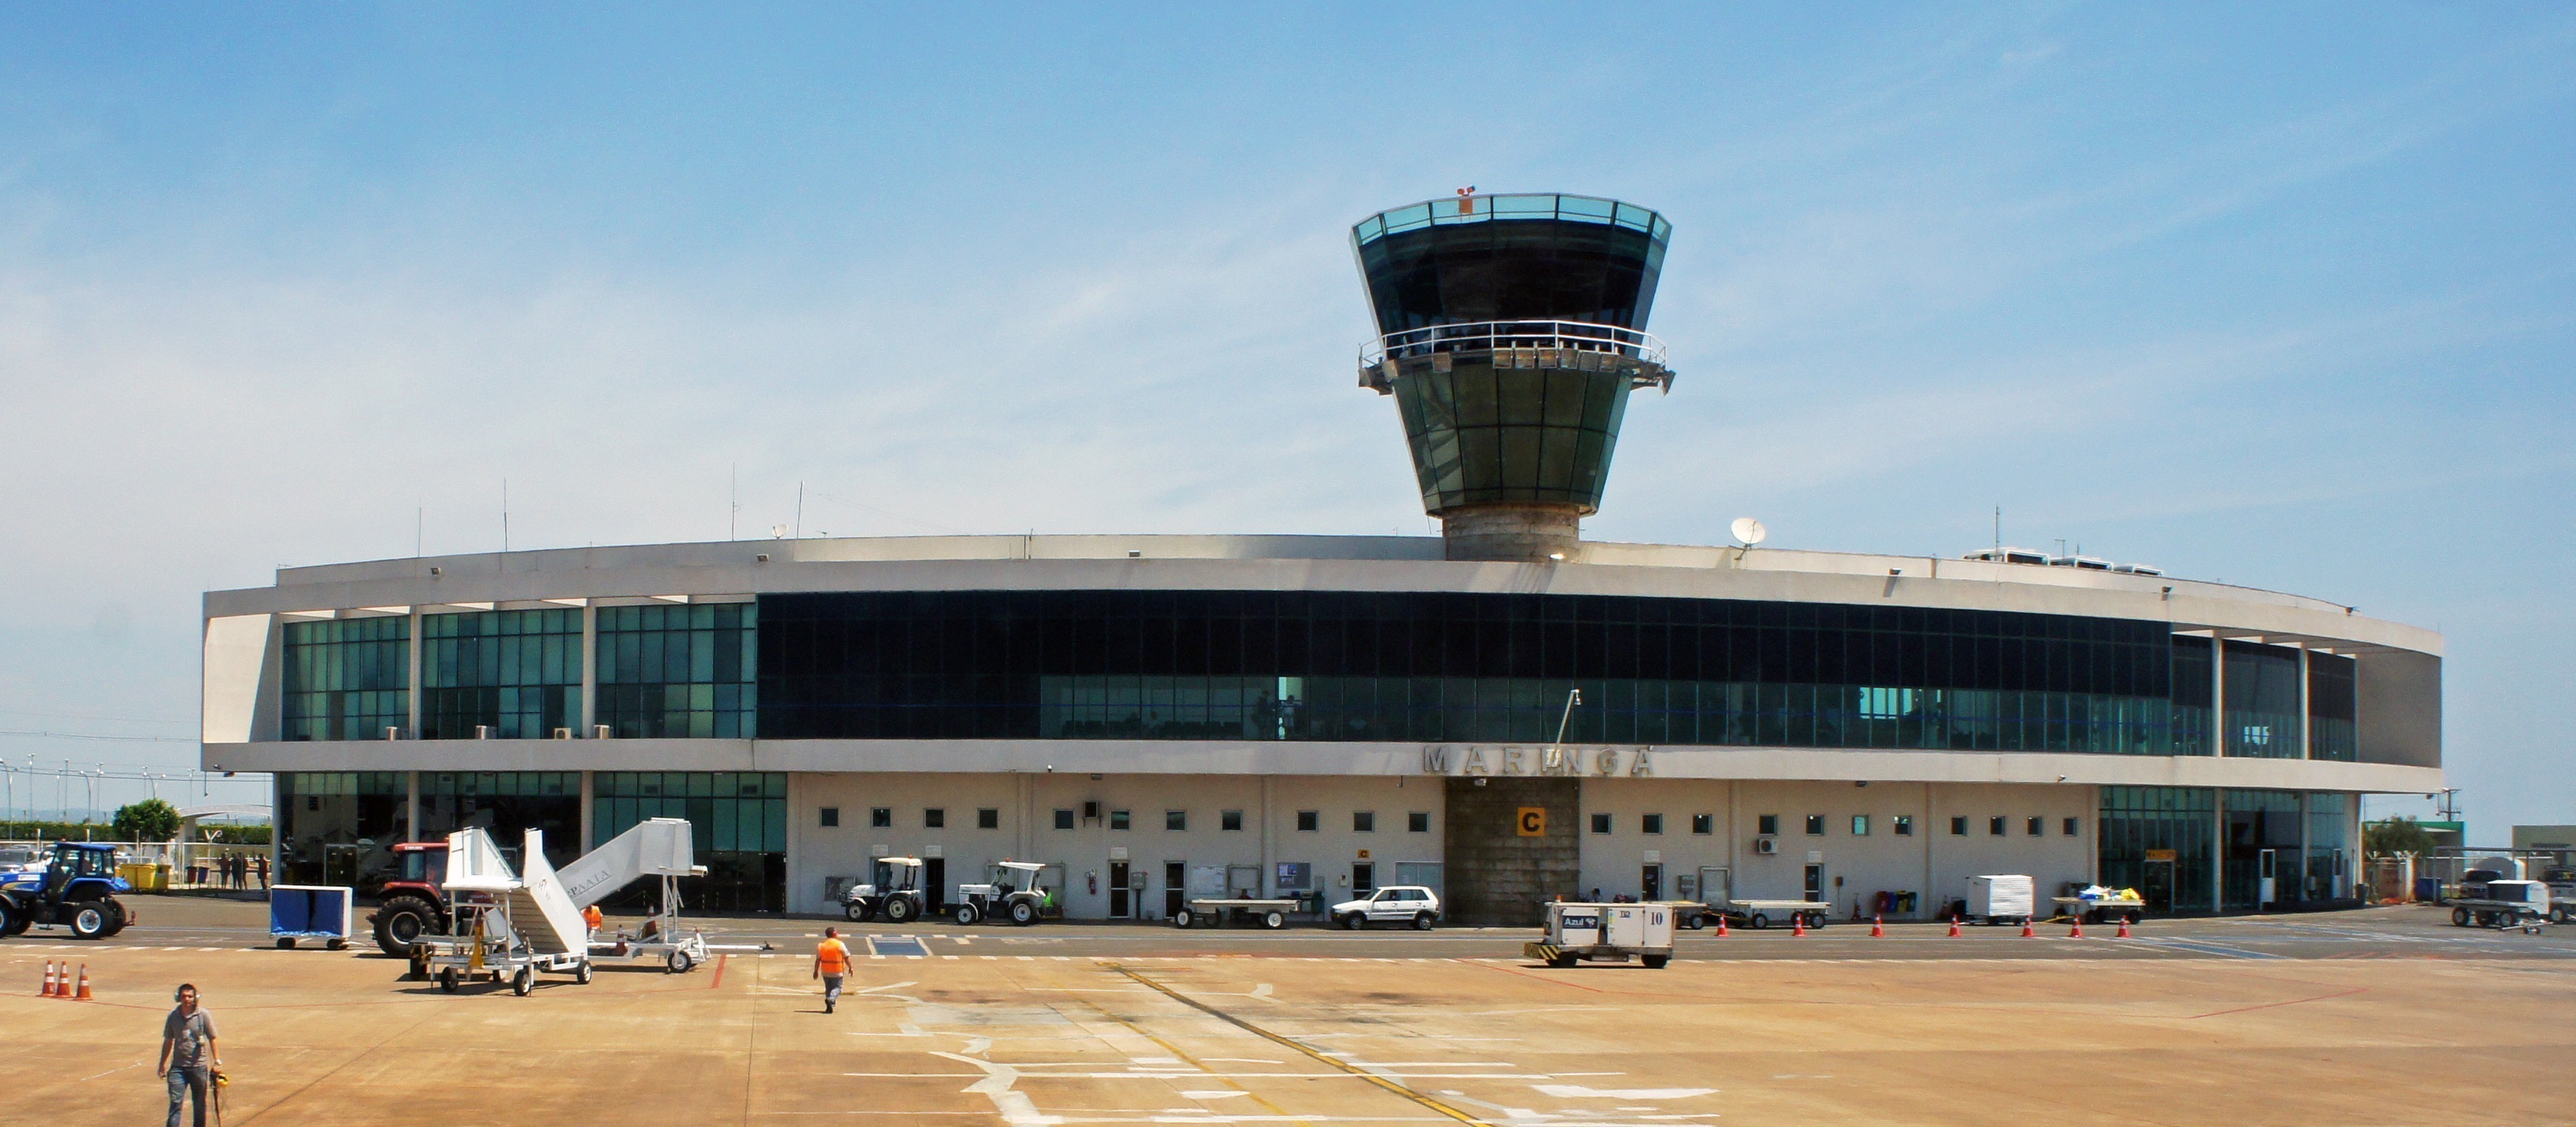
left=760, top=591, right=2189, bottom=752
left=275, top=772, right=409, bottom=887
left=2308, top=654, right=2358, bottom=761
left=420, top=609, right=581, bottom=739
left=2223, top=789, right=2304, bottom=910
left=592, top=772, right=785, bottom=912
left=2169, top=637, right=2212, bottom=757
left=2305, top=793, right=2353, bottom=903
left=414, top=772, right=581, bottom=868
left=282, top=617, right=410, bottom=741
left=2223, top=641, right=2305, bottom=758
left=596, top=604, right=756, bottom=738
left=2097, top=786, right=2215, bottom=914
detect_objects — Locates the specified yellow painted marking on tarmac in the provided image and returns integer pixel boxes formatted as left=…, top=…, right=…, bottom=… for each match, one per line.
left=1050, top=972, right=1306, bottom=1125
left=1110, top=964, right=1494, bottom=1127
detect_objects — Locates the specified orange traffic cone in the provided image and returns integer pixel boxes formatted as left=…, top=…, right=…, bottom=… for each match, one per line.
left=74, top=965, right=91, bottom=1001
left=1792, top=914, right=1807, bottom=938
left=1947, top=916, right=1962, bottom=938
left=1714, top=915, right=1729, bottom=938
left=2117, top=917, right=2132, bottom=938
left=1870, top=915, right=1884, bottom=938
left=39, top=961, right=57, bottom=997
left=2019, top=918, right=2036, bottom=938
left=2069, top=919, right=2084, bottom=939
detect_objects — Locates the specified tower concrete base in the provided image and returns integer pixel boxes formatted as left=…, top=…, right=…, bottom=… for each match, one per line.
left=1439, top=504, right=1583, bottom=562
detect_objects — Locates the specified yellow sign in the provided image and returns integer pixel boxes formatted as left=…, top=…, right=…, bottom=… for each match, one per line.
left=1356, top=849, right=1371, bottom=860
left=1517, top=807, right=1547, bottom=837
left=2143, top=849, right=2178, bottom=862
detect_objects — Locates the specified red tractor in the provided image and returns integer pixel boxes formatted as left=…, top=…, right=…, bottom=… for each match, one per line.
left=368, top=841, right=451, bottom=957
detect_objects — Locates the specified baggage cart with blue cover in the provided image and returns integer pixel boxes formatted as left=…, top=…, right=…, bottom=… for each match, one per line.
left=269, top=884, right=354, bottom=949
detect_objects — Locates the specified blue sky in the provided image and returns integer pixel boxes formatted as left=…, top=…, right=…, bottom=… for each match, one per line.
left=1, top=5, right=2568, bottom=834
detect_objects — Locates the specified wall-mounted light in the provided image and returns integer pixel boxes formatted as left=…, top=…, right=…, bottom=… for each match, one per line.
left=429, top=567, right=442, bottom=577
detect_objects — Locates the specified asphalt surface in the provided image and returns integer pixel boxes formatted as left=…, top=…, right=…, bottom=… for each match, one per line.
left=38, top=895, right=2576, bottom=963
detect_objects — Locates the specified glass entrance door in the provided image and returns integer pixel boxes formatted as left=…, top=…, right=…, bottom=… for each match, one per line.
left=1108, top=861, right=1131, bottom=918
left=2142, top=859, right=2175, bottom=914
left=1164, top=861, right=1185, bottom=918
left=1640, top=864, right=1663, bottom=901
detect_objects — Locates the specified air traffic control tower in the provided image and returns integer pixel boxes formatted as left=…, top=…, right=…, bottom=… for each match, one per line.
left=1355, top=192, right=1675, bottom=562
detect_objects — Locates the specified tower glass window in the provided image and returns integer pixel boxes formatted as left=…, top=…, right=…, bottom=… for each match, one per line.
left=282, top=617, right=409, bottom=742
left=597, top=602, right=756, bottom=739
left=420, top=608, right=580, bottom=740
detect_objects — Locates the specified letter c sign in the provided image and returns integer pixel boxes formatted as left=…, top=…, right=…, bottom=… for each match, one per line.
left=1516, top=807, right=1547, bottom=837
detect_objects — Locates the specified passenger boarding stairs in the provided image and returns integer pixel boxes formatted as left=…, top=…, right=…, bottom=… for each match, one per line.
left=443, top=818, right=701, bottom=958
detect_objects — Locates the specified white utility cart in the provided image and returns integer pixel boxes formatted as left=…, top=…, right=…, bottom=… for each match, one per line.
left=1173, top=897, right=1297, bottom=929
left=1962, top=875, right=2036, bottom=926
left=1709, top=898, right=1831, bottom=930
left=2052, top=894, right=2146, bottom=925
left=1525, top=902, right=1676, bottom=969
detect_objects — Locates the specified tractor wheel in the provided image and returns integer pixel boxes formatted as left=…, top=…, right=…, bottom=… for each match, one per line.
left=1010, top=900, right=1039, bottom=927
left=97, top=899, right=129, bottom=938
left=575, top=960, right=594, bottom=985
left=0, top=901, right=16, bottom=940
left=884, top=897, right=918, bottom=925
left=511, top=967, right=533, bottom=997
left=1412, top=912, right=1436, bottom=932
left=68, top=902, right=110, bottom=940
left=374, top=896, right=442, bottom=958
left=954, top=903, right=980, bottom=926
left=845, top=902, right=874, bottom=923
left=438, top=967, right=459, bottom=993
left=1262, top=910, right=1286, bottom=929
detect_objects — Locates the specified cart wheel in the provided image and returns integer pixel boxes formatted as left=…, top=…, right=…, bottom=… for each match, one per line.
left=276, top=937, right=295, bottom=950
left=1548, top=953, right=1578, bottom=969
left=438, top=968, right=459, bottom=993
left=667, top=949, right=694, bottom=974
left=512, top=967, right=533, bottom=997
left=1641, top=953, right=1670, bottom=969
left=327, top=938, right=348, bottom=951
left=2451, top=907, right=2469, bottom=927
left=575, top=960, right=594, bottom=985
left=1173, top=908, right=1194, bottom=929
left=1684, top=914, right=1704, bottom=930
left=1749, top=913, right=1769, bottom=930
left=1262, top=910, right=1286, bottom=929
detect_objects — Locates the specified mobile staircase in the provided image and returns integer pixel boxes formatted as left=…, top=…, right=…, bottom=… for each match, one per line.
left=413, top=817, right=709, bottom=994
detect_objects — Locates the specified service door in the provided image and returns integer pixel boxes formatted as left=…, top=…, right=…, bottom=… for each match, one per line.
left=1698, top=866, right=1731, bottom=906
left=1108, top=861, right=1131, bottom=918
left=2142, top=859, right=2175, bottom=913
left=924, top=858, right=946, bottom=912
left=1641, top=864, right=1664, bottom=901
left=1164, top=861, right=1185, bottom=918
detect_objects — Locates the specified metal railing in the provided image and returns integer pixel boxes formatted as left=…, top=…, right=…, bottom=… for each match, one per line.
left=1360, top=320, right=1668, bottom=369
left=1351, top=193, right=1672, bottom=246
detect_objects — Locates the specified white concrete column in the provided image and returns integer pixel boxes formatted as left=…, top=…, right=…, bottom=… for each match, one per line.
left=2211, top=791, right=2226, bottom=912
left=2298, top=648, right=2313, bottom=760
left=1016, top=773, right=1032, bottom=861
left=579, top=770, right=595, bottom=850
left=1259, top=775, right=1275, bottom=898
left=2210, top=637, right=2226, bottom=758
left=406, top=611, right=423, bottom=738
left=580, top=605, right=599, bottom=734
left=405, top=771, right=420, bottom=844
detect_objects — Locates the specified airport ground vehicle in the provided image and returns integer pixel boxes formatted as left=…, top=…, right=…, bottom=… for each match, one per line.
left=2053, top=894, right=2147, bottom=925
left=2447, top=879, right=2551, bottom=931
left=952, top=861, right=1049, bottom=926
left=0, top=842, right=133, bottom=940
left=410, top=818, right=708, bottom=994
left=1707, top=897, right=1830, bottom=930
left=1524, top=902, right=1675, bottom=969
left=1172, top=896, right=1296, bottom=929
left=1963, top=875, right=2036, bottom=926
left=1330, top=886, right=1443, bottom=930
left=841, top=857, right=928, bottom=923
left=369, top=840, right=453, bottom=957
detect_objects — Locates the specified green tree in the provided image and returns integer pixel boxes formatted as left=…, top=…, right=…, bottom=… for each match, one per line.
left=112, top=798, right=181, bottom=842
left=2364, top=816, right=2434, bottom=859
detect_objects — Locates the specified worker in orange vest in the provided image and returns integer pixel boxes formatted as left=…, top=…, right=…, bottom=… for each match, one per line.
left=813, top=927, right=854, bottom=1014
left=581, top=903, right=604, bottom=942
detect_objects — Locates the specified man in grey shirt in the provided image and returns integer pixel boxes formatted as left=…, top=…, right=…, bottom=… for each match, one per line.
left=157, top=983, right=219, bottom=1127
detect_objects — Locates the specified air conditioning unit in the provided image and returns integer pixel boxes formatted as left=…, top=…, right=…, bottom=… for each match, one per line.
left=592, top=724, right=612, bottom=739
left=552, top=727, right=573, bottom=739
left=1754, top=837, right=1779, bottom=855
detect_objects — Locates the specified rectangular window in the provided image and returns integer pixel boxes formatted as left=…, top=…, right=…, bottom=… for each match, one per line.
left=2027, top=816, right=2043, bottom=837
left=594, top=602, right=756, bottom=739
left=819, top=807, right=839, bottom=828
left=924, top=808, right=946, bottom=829
left=1641, top=813, right=1664, bottom=835
left=1053, top=809, right=1074, bottom=831
left=871, top=807, right=892, bottom=829
left=1990, top=816, right=2006, bottom=836
left=1408, top=811, right=1430, bottom=833
left=1757, top=814, right=1779, bottom=835
left=1109, top=809, right=1131, bottom=831
left=1951, top=816, right=1969, bottom=835
left=2062, top=816, right=2080, bottom=836
left=1589, top=812, right=1613, bottom=834
left=1804, top=815, right=1825, bottom=836
left=1851, top=815, right=1870, bottom=836
left=1166, top=809, right=1187, bottom=831
left=1296, top=810, right=1319, bottom=832
left=280, top=616, right=410, bottom=742
left=1221, top=809, right=1244, bottom=831
left=978, top=807, right=999, bottom=830
left=418, top=608, right=582, bottom=739
left=1893, top=815, right=1912, bottom=836
left=1353, top=811, right=1375, bottom=833
left=1692, top=814, right=1713, bottom=835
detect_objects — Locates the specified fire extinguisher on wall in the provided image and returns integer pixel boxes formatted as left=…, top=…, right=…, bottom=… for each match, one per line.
left=1085, top=870, right=1098, bottom=896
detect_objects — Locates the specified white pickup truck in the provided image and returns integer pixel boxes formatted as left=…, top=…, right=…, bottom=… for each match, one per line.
left=1329, top=886, right=1443, bottom=930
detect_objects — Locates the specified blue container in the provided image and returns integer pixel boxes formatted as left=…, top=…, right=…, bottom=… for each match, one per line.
left=2414, top=877, right=2442, bottom=903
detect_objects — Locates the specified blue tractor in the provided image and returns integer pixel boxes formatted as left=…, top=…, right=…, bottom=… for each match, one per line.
left=0, top=842, right=134, bottom=940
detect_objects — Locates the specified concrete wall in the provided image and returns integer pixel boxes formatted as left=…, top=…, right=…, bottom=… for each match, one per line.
left=1443, top=776, right=1579, bottom=925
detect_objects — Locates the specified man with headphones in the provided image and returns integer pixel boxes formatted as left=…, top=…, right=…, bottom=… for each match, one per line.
left=158, top=982, right=220, bottom=1127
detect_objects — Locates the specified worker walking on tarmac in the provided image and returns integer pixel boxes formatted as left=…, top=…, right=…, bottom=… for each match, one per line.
left=581, top=903, right=604, bottom=941
left=158, top=982, right=221, bottom=1127
left=814, top=927, right=854, bottom=1014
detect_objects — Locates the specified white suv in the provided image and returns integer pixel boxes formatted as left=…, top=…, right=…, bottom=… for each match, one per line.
left=1332, top=886, right=1443, bottom=930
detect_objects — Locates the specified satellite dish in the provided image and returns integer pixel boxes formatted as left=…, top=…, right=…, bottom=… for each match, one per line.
left=1730, top=517, right=1768, bottom=547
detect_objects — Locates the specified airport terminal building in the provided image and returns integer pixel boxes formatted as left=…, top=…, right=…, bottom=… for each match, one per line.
left=200, top=194, right=2444, bottom=923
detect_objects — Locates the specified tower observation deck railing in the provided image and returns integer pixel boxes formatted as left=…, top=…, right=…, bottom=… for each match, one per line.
left=1361, top=319, right=1670, bottom=382
left=1351, top=192, right=1672, bottom=246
